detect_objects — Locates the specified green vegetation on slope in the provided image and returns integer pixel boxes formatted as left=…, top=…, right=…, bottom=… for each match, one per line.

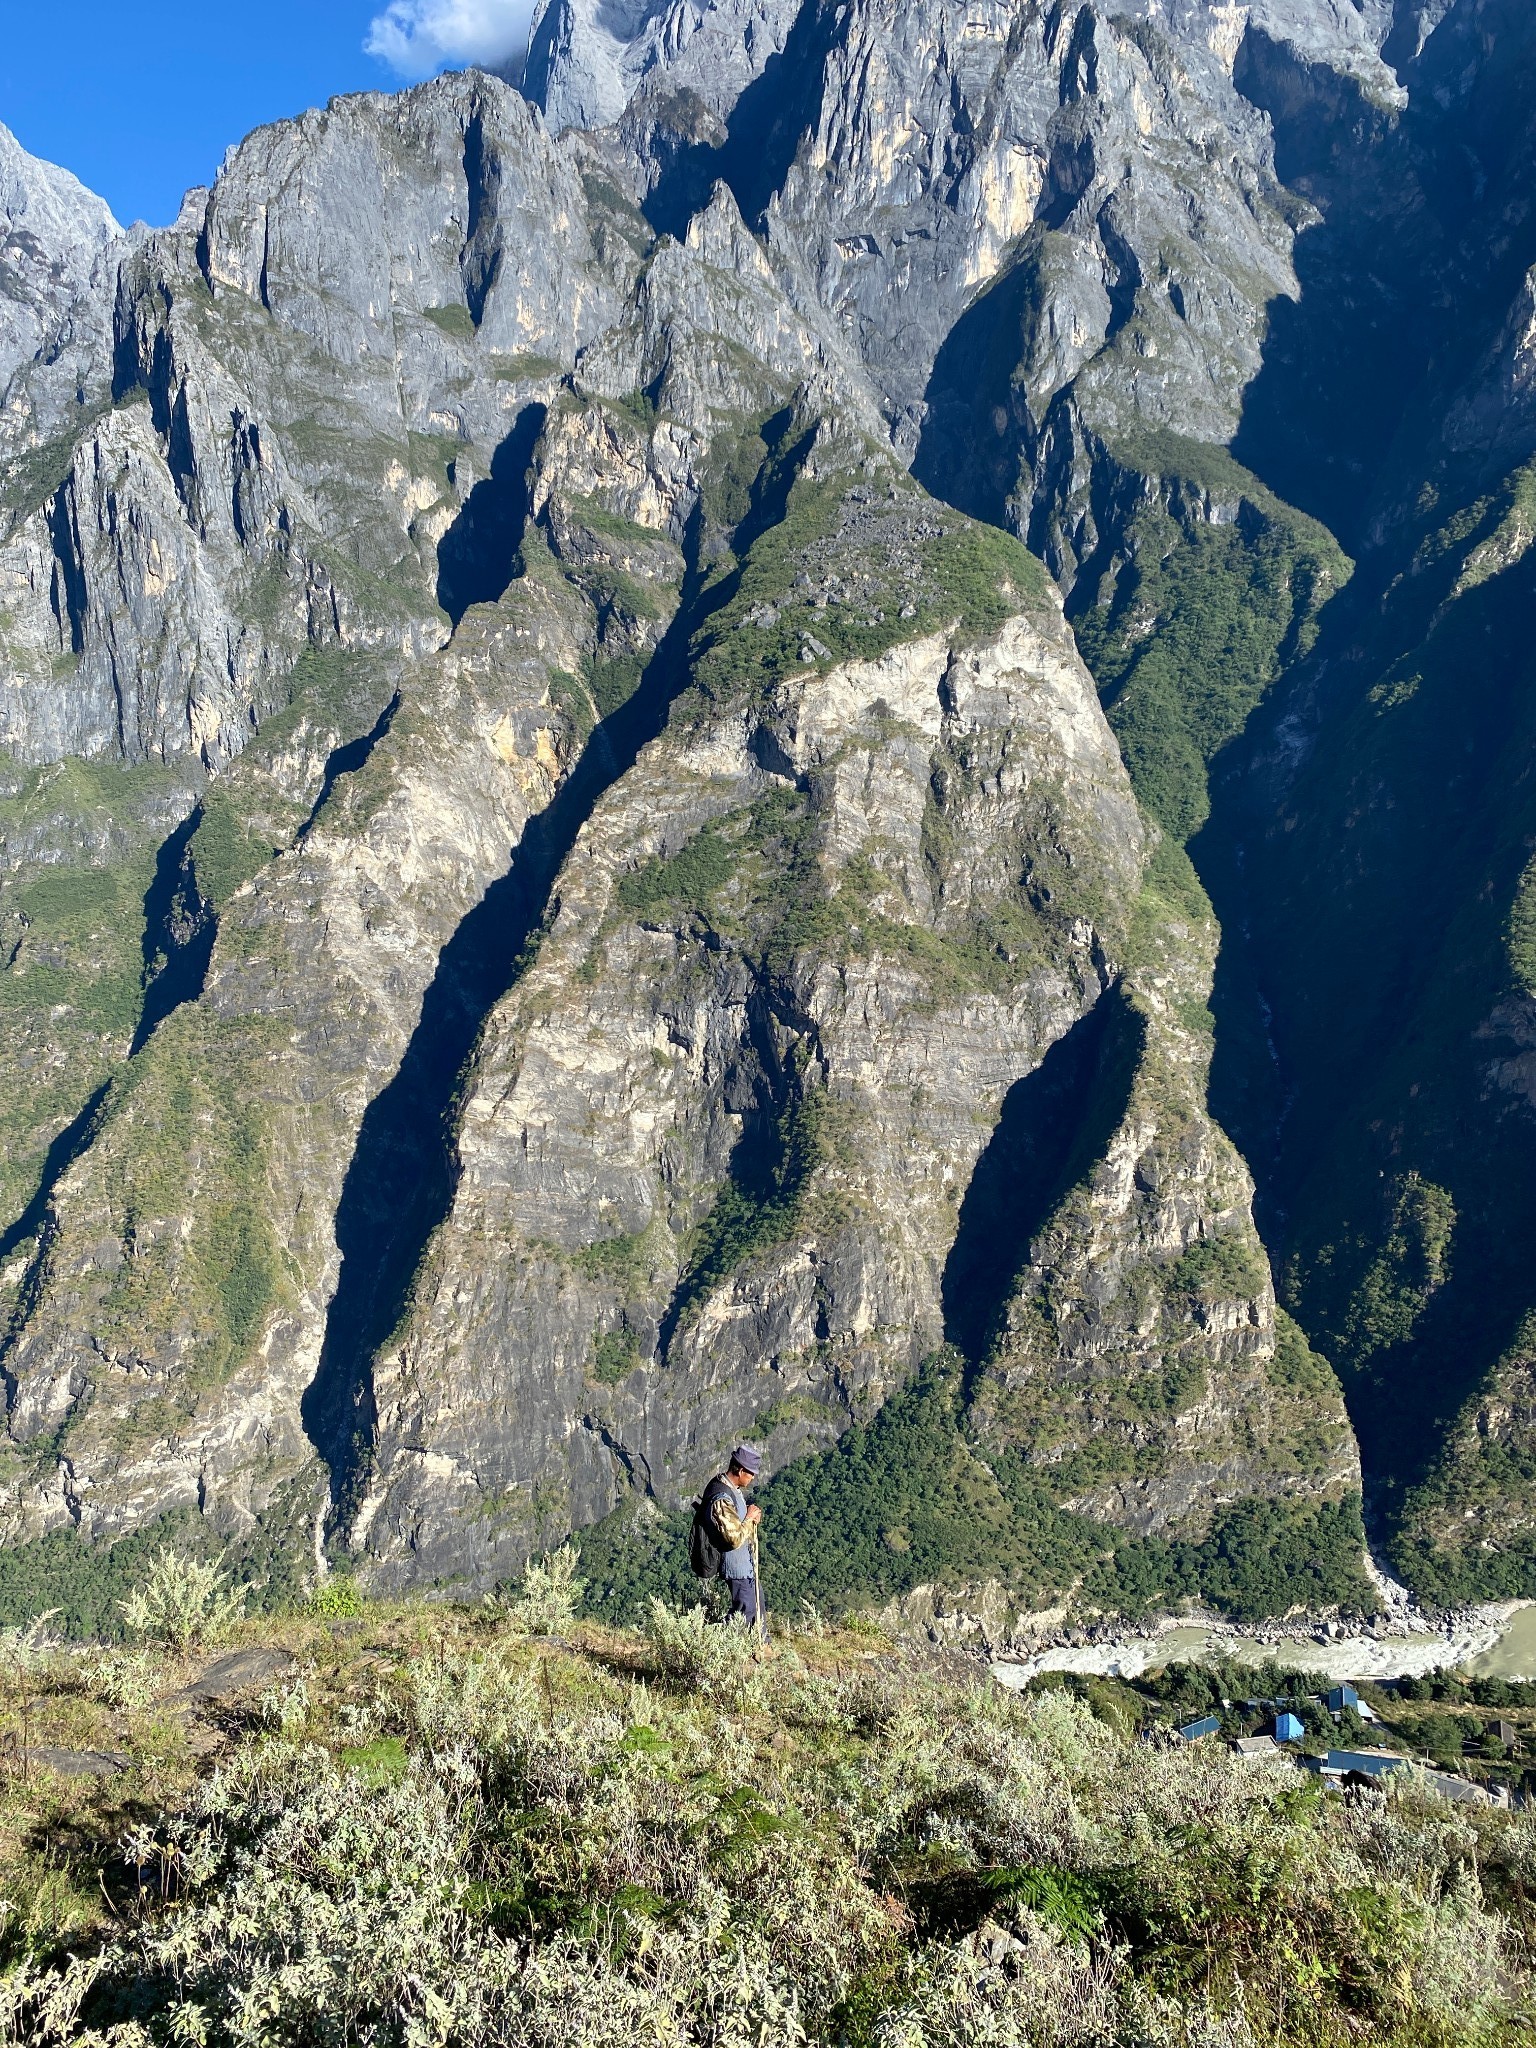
left=0, top=756, right=197, bottom=1259
left=1507, top=854, right=1536, bottom=998
left=1221, top=461, right=1536, bottom=1599
left=0, top=1494, right=315, bottom=1639
left=0, top=1520, right=204, bottom=1640
left=1069, top=418, right=1536, bottom=1605
left=614, top=823, right=734, bottom=919
left=2, top=1588, right=1531, bottom=2046
left=688, top=449, right=1048, bottom=717
left=1391, top=1308, right=1536, bottom=1605
left=0, top=646, right=408, bottom=1465
left=1074, top=434, right=1350, bottom=842
left=668, top=1080, right=847, bottom=1328
left=579, top=1355, right=1370, bottom=1628
left=69, top=1012, right=289, bottom=1442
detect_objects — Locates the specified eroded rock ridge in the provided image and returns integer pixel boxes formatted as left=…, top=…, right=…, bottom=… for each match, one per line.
left=0, top=0, right=1529, bottom=1621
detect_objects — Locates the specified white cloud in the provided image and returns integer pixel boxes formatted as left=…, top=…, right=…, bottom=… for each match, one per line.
left=365, top=0, right=536, bottom=79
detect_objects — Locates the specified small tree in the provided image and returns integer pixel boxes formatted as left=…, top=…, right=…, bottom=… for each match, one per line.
left=0, top=1615, right=62, bottom=1689
left=0, top=1616, right=63, bottom=1770
left=120, top=1548, right=243, bottom=1651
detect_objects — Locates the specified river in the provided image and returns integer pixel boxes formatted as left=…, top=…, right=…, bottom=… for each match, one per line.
left=992, top=1601, right=1536, bottom=1691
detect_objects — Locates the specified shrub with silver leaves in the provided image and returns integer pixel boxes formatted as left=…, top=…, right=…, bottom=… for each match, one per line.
left=504, top=1543, right=586, bottom=1637
left=119, top=1548, right=243, bottom=1651
left=644, top=1597, right=758, bottom=1704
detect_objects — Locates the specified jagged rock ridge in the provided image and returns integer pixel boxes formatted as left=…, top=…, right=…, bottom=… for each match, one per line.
left=1, top=0, right=1528, bottom=1617
left=0, top=121, right=118, bottom=394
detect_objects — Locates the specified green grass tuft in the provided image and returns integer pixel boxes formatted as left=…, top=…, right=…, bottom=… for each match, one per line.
left=421, top=303, right=476, bottom=341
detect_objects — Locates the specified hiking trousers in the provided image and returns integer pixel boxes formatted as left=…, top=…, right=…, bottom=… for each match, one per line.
left=726, top=1576, right=765, bottom=1632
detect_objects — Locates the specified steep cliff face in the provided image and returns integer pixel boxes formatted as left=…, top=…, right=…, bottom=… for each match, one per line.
left=353, top=472, right=1149, bottom=1583
left=970, top=875, right=1358, bottom=1547
left=1202, top=0, right=1536, bottom=1598
left=525, top=0, right=802, bottom=135
left=0, top=77, right=860, bottom=1558
left=520, top=0, right=1365, bottom=854
left=349, top=428, right=1355, bottom=1596
left=0, top=122, right=118, bottom=395
left=529, top=0, right=1389, bottom=578
left=10, top=1, right=1528, bottom=1619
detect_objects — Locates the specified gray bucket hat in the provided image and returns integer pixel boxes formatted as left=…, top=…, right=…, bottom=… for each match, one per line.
left=730, top=1444, right=763, bottom=1475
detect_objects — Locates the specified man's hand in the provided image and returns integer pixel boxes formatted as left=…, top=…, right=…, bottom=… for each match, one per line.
left=746, top=1503, right=762, bottom=1527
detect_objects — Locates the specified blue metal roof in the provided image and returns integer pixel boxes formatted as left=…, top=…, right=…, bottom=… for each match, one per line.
left=1326, top=1749, right=1406, bottom=1776
left=1176, top=1715, right=1221, bottom=1742
left=1274, top=1712, right=1305, bottom=1742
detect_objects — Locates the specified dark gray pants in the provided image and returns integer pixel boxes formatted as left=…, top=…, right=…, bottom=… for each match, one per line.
left=725, top=1575, right=765, bottom=1632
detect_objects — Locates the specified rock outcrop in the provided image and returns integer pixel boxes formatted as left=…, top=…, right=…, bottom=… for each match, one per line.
left=9, top=0, right=1533, bottom=1616
left=0, top=122, right=118, bottom=395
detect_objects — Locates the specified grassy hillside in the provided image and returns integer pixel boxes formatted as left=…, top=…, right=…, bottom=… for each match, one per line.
left=2, top=1572, right=1533, bottom=2046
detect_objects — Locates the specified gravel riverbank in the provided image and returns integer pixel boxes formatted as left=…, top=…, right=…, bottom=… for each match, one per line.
left=992, top=1602, right=1534, bottom=1691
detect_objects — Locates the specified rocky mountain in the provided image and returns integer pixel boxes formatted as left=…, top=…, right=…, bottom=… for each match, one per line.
left=0, top=0, right=1530, bottom=1630
left=0, top=123, right=118, bottom=397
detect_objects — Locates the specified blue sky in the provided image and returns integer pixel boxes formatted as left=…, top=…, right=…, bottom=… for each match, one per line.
left=0, top=2, right=534, bottom=228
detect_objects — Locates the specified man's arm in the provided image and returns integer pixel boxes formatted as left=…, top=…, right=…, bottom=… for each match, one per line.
left=709, top=1494, right=757, bottom=1549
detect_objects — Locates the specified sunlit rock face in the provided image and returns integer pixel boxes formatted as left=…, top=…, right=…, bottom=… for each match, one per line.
left=9, top=0, right=1536, bottom=1616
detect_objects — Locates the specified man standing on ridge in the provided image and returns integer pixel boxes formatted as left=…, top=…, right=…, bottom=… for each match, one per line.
left=692, top=1444, right=767, bottom=1635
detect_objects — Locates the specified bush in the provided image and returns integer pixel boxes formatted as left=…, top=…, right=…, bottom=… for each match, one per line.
left=78, top=1645, right=161, bottom=1712
left=0, top=1616, right=64, bottom=1693
left=120, top=1547, right=244, bottom=1651
left=3, top=1615, right=1534, bottom=2045
left=870, top=1921, right=1128, bottom=2048
left=307, top=1574, right=366, bottom=1619
left=644, top=1597, right=759, bottom=1704
left=505, top=1544, right=586, bottom=1638
left=258, top=1673, right=312, bottom=1735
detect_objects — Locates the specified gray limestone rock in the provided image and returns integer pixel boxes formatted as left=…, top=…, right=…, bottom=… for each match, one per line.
left=22, top=1745, right=129, bottom=1777
left=0, top=3, right=1405, bottom=1608
left=529, top=0, right=1420, bottom=591
left=527, top=0, right=800, bottom=135
left=356, top=531, right=1149, bottom=1583
left=0, top=122, right=119, bottom=396
left=175, top=1645, right=296, bottom=1702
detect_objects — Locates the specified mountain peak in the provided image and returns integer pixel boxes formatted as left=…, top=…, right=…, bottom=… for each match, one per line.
left=0, top=119, right=119, bottom=251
